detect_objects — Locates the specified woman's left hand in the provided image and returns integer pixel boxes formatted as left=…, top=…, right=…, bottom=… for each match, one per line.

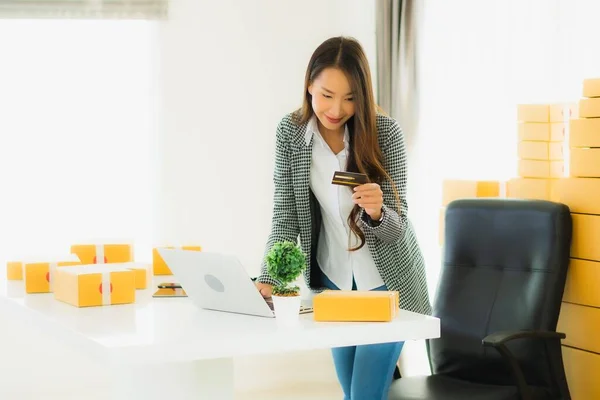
left=352, top=183, right=383, bottom=220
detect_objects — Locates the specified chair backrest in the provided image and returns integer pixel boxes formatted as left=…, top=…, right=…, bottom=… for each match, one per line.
left=428, top=198, right=572, bottom=388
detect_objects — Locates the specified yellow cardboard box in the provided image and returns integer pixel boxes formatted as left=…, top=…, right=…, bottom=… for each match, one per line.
left=518, top=141, right=564, bottom=161
left=562, top=346, right=600, bottom=400
left=70, top=241, right=133, bottom=265
left=24, top=254, right=82, bottom=294
left=441, top=180, right=503, bottom=207
left=583, top=78, right=600, bottom=98
left=570, top=118, right=600, bottom=148
left=579, top=98, right=600, bottom=118
left=558, top=302, right=600, bottom=354
left=313, top=290, right=399, bottom=322
left=570, top=148, right=600, bottom=178
left=563, top=258, right=600, bottom=308
left=518, top=160, right=564, bottom=178
left=6, top=261, right=24, bottom=280
left=517, top=103, right=578, bottom=122
left=152, top=245, right=202, bottom=275
left=506, top=178, right=555, bottom=201
left=123, top=262, right=151, bottom=290
left=53, top=265, right=136, bottom=307
left=8, top=257, right=44, bottom=281
left=8, top=257, right=78, bottom=281
left=518, top=122, right=565, bottom=142
left=571, top=214, right=600, bottom=262
left=554, top=178, right=600, bottom=214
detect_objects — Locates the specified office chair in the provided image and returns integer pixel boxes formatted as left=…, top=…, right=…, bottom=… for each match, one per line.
left=389, top=198, right=572, bottom=400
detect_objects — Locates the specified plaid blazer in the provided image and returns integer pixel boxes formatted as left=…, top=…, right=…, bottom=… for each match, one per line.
left=257, top=113, right=432, bottom=315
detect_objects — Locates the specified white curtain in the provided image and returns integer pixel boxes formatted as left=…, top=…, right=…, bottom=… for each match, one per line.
left=0, top=20, right=156, bottom=264
left=0, top=0, right=167, bottom=19
left=375, top=0, right=423, bottom=152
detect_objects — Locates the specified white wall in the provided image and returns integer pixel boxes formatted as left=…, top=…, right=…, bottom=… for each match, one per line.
left=155, top=0, right=376, bottom=394
left=155, top=0, right=376, bottom=275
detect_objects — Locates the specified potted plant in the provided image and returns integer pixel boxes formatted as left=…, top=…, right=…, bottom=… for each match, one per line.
left=265, top=241, right=306, bottom=325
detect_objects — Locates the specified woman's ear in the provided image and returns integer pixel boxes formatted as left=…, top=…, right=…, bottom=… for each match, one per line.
left=308, top=84, right=313, bottom=96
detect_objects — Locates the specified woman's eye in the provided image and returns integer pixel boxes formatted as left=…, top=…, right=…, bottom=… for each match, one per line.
left=322, top=94, right=332, bottom=99
left=346, top=98, right=354, bottom=102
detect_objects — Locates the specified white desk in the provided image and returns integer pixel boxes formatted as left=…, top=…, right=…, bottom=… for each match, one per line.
left=0, top=278, right=440, bottom=400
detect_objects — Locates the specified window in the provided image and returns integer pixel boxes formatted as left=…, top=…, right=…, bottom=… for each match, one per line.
left=0, top=20, right=156, bottom=263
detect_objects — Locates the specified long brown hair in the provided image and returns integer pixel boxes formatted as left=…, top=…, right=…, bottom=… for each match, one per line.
left=294, top=36, right=401, bottom=251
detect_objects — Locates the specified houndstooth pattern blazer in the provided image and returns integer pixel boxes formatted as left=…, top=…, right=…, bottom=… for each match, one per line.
left=257, top=112, right=432, bottom=315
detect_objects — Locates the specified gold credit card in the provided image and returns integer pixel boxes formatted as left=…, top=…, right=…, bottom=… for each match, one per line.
left=331, top=171, right=369, bottom=187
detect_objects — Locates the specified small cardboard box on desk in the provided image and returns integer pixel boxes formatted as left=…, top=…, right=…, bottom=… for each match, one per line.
left=22, top=254, right=82, bottom=294
left=70, top=241, right=134, bottom=265
left=7, top=257, right=76, bottom=282
left=53, top=264, right=136, bottom=307
left=313, top=291, right=399, bottom=322
left=119, top=262, right=151, bottom=290
left=6, top=261, right=25, bottom=281
left=152, top=245, right=202, bottom=275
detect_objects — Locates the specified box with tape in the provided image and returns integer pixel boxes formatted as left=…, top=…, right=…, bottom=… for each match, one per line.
left=70, top=240, right=134, bottom=265
left=53, top=264, right=136, bottom=307
left=506, top=178, right=556, bottom=201
left=313, top=290, right=399, bottom=322
left=24, top=254, right=82, bottom=294
left=123, top=262, right=151, bottom=290
left=517, top=103, right=578, bottom=123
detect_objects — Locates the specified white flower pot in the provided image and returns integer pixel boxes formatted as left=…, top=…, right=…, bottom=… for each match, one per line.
left=272, top=294, right=301, bottom=327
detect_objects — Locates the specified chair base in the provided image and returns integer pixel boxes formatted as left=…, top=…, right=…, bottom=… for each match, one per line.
left=389, top=375, right=522, bottom=400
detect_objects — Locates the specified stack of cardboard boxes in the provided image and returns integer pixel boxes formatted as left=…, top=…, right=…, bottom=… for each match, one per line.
left=554, top=78, right=600, bottom=400
left=507, top=102, right=576, bottom=200
left=5, top=242, right=202, bottom=308
left=438, top=80, right=600, bottom=397
left=5, top=242, right=142, bottom=307
left=438, top=103, right=576, bottom=243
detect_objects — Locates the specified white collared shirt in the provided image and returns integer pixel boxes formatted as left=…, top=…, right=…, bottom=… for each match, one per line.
left=306, top=115, right=385, bottom=291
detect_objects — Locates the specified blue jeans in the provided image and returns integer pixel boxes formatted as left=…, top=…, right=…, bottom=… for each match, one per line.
left=320, top=272, right=404, bottom=400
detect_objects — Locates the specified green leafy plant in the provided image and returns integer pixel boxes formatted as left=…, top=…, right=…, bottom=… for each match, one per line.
left=265, top=241, right=306, bottom=296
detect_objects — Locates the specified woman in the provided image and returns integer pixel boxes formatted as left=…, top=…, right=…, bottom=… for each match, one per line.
left=255, top=36, right=431, bottom=400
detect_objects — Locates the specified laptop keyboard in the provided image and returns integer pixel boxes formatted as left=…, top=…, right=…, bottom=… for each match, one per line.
left=266, top=300, right=275, bottom=311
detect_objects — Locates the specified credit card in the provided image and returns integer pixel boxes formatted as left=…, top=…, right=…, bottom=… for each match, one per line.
left=331, top=171, right=369, bottom=187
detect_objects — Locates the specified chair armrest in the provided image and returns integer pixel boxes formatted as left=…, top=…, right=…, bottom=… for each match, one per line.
left=483, top=330, right=565, bottom=347
left=481, top=330, right=569, bottom=400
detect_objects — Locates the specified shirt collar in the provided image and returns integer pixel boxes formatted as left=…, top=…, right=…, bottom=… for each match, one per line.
left=305, top=114, right=350, bottom=148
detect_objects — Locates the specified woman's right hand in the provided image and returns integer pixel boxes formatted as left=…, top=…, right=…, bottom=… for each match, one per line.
left=255, top=282, right=273, bottom=298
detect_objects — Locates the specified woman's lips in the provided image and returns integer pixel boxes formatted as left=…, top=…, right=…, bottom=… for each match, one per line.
left=325, top=115, right=342, bottom=124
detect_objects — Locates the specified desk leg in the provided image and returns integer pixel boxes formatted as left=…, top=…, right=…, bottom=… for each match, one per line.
left=111, top=357, right=234, bottom=400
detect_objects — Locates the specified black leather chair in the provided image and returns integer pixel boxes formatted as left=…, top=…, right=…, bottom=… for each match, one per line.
left=389, top=199, right=572, bottom=400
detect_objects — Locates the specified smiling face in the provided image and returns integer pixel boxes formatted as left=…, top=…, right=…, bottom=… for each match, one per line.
left=308, top=67, right=355, bottom=134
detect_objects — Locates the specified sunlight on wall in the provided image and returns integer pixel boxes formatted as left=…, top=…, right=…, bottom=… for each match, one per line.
left=0, top=20, right=155, bottom=264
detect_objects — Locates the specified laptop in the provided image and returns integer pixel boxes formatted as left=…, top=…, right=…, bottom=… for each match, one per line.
left=157, top=248, right=312, bottom=318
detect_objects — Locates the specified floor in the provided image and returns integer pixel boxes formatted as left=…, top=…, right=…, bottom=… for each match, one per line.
left=11, top=385, right=342, bottom=400
left=236, top=384, right=342, bottom=399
